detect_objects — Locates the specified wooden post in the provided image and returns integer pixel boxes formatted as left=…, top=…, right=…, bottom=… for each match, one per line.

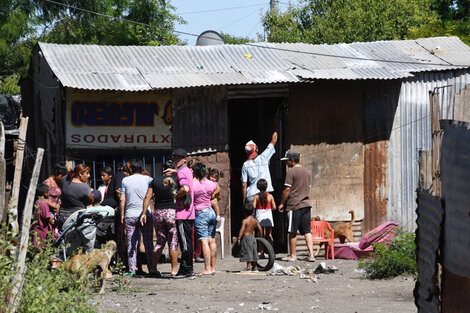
left=8, top=148, right=43, bottom=313
left=9, top=116, right=28, bottom=237
left=430, top=91, right=441, bottom=196
left=0, top=122, right=6, bottom=224
left=418, top=150, right=432, bottom=190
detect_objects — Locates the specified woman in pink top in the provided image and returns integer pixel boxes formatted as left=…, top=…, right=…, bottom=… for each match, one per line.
left=43, top=163, right=68, bottom=214
left=193, top=163, right=220, bottom=275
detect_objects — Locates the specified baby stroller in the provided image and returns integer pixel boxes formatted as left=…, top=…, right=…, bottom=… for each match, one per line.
left=53, top=206, right=115, bottom=262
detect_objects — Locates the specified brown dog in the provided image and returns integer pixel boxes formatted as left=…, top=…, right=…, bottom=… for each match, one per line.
left=313, top=210, right=355, bottom=256
left=64, top=240, right=117, bottom=293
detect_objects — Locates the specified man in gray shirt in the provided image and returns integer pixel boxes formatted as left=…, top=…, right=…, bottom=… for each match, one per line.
left=279, top=150, right=315, bottom=262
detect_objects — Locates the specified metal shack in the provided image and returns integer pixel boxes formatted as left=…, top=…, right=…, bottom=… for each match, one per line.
left=22, top=37, right=470, bottom=253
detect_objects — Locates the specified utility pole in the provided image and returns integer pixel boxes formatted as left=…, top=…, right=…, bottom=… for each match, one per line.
left=268, top=0, right=278, bottom=42
left=270, top=0, right=278, bottom=12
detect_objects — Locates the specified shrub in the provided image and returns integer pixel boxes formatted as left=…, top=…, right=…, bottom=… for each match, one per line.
left=0, top=226, right=97, bottom=313
left=358, top=228, right=417, bottom=279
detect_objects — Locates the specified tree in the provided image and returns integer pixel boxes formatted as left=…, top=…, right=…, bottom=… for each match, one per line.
left=37, top=0, right=183, bottom=46
left=220, top=32, right=252, bottom=44
left=0, top=0, right=37, bottom=93
left=431, top=0, right=469, bottom=20
left=263, top=0, right=439, bottom=44
left=0, top=0, right=184, bottom=94
left=408, top=0, right=469, bottom=45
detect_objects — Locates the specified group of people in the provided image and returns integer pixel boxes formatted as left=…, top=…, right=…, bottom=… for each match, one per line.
left=32, top=129, right=315, bottom=277
left=32, top=148, right=223, bottom=279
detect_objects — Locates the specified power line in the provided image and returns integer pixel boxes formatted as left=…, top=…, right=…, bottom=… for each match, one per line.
left=43, top=0, right=470, bottom=68
left=219, top=6, right=267, bottom=31
left=178, top=3, right=268, bottom=15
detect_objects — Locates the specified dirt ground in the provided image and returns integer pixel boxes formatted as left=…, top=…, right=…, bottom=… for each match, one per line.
left=95, top=255, right=416, bottom=313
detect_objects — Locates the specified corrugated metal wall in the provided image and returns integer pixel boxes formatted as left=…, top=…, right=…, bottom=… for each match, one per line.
left=172, top=86, right=228, bottom=154
left=387, top=70, right=470, bottom=231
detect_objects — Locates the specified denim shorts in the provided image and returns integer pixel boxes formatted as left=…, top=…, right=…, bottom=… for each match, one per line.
left=195, top=207, right=217, bottom=239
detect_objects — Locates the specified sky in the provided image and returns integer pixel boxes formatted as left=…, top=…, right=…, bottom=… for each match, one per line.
left=171, top=1, right=301, bottom=45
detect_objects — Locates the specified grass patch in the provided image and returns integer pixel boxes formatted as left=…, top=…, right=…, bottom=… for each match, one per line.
left=358, top=228, right=417, bottom=279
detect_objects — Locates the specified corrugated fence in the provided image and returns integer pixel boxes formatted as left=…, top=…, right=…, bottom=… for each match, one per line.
left=388, top=70, right=470, bottom=231
left=415, top=119, right=470, bottom=312
left=415, top=190, right=442, bottom=313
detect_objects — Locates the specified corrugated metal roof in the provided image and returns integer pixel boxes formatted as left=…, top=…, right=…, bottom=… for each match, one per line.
left=38, top=36, right=470, bottom=91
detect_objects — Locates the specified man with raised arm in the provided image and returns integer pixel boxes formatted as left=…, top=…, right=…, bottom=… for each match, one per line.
left=241, top=132, right=278, bottom=204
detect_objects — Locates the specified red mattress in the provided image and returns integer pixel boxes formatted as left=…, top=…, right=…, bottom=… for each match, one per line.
left=328, top=222, right=399, bottom=260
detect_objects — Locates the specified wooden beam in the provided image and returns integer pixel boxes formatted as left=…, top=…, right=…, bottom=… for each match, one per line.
left=8, top=148, right=43, bottom=312
left=9, top=117, right=28, bottom=238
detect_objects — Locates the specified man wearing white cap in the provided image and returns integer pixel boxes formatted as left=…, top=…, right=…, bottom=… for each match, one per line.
left=241, top=132, right=278, bottom=204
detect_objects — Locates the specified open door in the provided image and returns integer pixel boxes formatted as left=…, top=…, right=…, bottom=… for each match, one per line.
left=228, top=97, right=287, bottom=252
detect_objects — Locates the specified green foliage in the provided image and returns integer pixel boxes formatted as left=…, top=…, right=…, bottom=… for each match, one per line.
left=358, top=228, right=417, bottom=279
left=0, top=226, right=96, bottom=312
left=264, top=0, right=439, bottom=44
left=431, top=0, right=469, bottom=20
left=408, top=18, right=470, bottom=46
left=0, top=75, right=20, bottom=94
left=37, top=0, right=183, bottom=46
left=220, top=33, right=252, bottom=44
left=109, top=261, right=128, bottom=293
left=0, top=0, right=185, bottom=95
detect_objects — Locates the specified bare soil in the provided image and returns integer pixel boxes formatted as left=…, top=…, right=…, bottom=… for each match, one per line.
left=96, top=255, right=416, bottom=313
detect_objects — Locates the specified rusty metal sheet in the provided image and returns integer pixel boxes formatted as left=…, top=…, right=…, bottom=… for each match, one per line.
left=362, top=80, right=400, bottom=232
left=414, top=189, right=442, bottom=313
left=363, top=141, right=388, bottom=233
left=440, top=120, right=470, bottom=277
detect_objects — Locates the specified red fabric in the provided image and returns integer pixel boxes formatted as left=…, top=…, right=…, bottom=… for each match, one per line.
left=358, top=221, right=399, bottom=250
left=330, top=222, right=399, bottom=260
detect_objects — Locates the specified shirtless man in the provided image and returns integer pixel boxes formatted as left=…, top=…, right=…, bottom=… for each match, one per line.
left=237, top=202, right=263, bottom=271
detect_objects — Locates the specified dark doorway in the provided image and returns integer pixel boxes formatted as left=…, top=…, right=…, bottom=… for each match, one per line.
left=228, top=97, right=287, bottom=252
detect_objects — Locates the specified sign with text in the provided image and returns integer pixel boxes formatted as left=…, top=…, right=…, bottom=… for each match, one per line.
left=66, top=90, right=172, bottom=149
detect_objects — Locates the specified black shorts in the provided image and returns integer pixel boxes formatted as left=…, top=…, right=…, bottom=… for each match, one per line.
left=287, top=207, right=311, bottom=235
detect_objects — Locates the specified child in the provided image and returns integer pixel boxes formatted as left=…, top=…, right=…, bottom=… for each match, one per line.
left=98, top=166, right=113, bottom=204
left=237, top=202, right=263, bottom=271
left=253, top=179, right=276, bottom=245
left=208, top=167, right=221, bottom=201
left=32, top=183, right=55, bottom=249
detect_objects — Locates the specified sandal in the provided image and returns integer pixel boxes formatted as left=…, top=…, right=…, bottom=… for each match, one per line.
left=281, top=256, right=297, bottom=262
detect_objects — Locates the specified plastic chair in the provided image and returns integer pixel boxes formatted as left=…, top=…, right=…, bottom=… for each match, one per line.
left=310, top=220, right=335, bottom=260
left=216, top=217, right=225, bottom=259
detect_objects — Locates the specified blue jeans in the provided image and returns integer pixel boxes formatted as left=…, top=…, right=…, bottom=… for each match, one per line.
left=195, top=207, right=216, bottom=239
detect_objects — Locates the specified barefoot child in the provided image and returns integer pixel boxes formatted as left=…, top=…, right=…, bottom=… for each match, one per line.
left=237, top=202, right=263, bottom=271
left=253, top=179, right=276, bottom=246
